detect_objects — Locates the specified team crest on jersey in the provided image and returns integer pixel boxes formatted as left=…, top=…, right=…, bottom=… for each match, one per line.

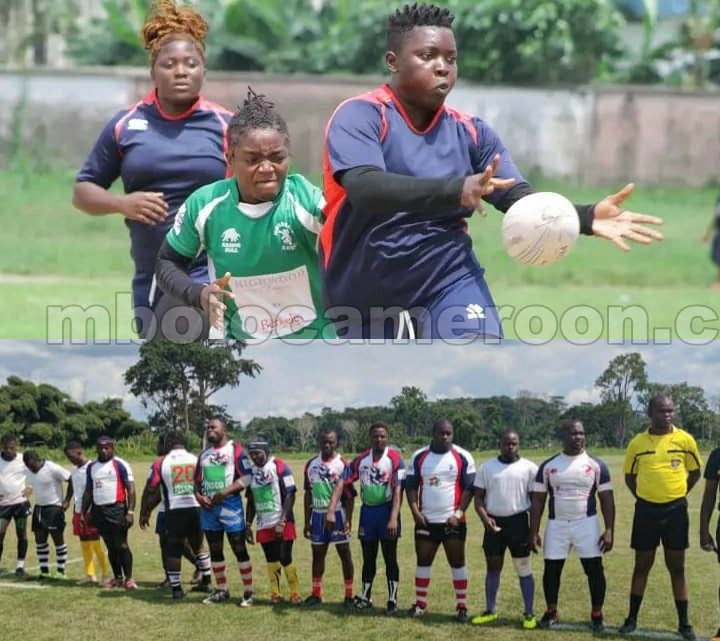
left=317, top=466, right=337, bottom=482
left=273, top=222, right=296, bottom=251
left=128, top=118, right=148, bottom=131
left=221, top=228, right=241, bottom=253
left=207, top=451, right=230, bottom=466
left=364, top=466, right=388, bottom=485
left=428, top=476, right=439, bottom=486
left=253, top=468, right=272, bottom=485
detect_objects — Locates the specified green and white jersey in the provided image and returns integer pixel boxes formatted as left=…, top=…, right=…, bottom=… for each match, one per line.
left=167, top=174, right=330, bottom=340
left=249, top=457, right=296, bottom=530
left=303, top=453, right=347, bottom=513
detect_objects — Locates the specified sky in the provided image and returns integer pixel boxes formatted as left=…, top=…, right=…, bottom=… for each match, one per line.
left=1, top=340, right=719, bottom=424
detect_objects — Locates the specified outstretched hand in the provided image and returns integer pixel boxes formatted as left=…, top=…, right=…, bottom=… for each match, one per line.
left=460, top=154, right=516, bottom=212
left=592, top=183, right=663, bottom=251
left=200, top=272, right=235, bottom=330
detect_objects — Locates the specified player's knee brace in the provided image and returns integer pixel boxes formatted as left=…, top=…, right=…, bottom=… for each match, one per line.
left=513, top=556, right=532, bottom=577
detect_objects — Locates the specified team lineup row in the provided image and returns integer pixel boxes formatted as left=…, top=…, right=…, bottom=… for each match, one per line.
left=1, top=394, right=719, bottom=640
left=71, top=1, right=664, bottom=341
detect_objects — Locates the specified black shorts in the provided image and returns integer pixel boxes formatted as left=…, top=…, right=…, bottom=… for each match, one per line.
left=165, top=507, right=201, bottom=542
left=0, top=501, right=31, bottom=522
left=415, top=522, right=467, bottom=544
left=631, top=497, right=688, bottom=551
left=483, top=511, right=530, bottom=558
left=92, top=503, right=127, bottom=530
left=31, top=505, right=66, bottom=533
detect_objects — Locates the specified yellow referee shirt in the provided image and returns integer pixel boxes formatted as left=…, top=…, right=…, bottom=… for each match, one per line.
left=623, top=426, right=702, bottom=503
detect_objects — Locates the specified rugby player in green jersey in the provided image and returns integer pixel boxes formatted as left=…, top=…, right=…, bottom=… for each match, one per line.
left=156, top=87, right=332, bottom=341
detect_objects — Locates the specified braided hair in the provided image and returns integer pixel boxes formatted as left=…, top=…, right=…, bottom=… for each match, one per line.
left=387, top=3, right=454, bottom=51
left=227, top=87, right=289, bottom=149
left=142, top=0, right=208, bottom=64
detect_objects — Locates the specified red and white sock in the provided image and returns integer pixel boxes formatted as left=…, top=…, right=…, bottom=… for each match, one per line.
left=415, top=566, right=431, bottom=610
left=451, top=566, right=468, bottom=609
left=238, top=560, right=253, bottom=596
left=211, top=561, right=227, bottom=591
left=312, top=576, right=323, bottom=598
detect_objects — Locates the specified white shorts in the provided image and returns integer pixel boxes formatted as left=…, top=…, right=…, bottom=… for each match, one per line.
left=543, top=515, right=601, bottom=559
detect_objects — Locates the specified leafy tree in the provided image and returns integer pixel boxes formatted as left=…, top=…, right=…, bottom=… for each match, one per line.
left=391, top=386, right=429, bottom=438
left=639, top=381, right=713, bottom=438
left=595, top=352, right=648, bottom=446
left=124, top=340, right=261, bottom=435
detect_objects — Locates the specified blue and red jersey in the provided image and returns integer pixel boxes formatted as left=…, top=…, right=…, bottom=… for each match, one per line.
left=76, top=89, right=233, bottom=307
left=86, top=456, right=134, bottom=506
left=321, top=84, right=525, bottom=312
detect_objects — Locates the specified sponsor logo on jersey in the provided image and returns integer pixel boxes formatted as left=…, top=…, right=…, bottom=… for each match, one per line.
left=221, top=228, right=241, bottom=253
left=128, top=118, right=148, bottom=131
left=466, top=304, right=485, bottom=320
left=273, top=222, right=297, bottom=251
left=173, top=204, right=186, bottom=234
left=428, top=476, right=439, bottom=486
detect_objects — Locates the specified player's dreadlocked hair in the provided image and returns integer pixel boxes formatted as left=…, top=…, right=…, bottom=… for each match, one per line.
left=142, top=0, right=208, bottom=64
left=387, top=3, right=454, bottom=51
left=227, top=87, right=290, bottom=149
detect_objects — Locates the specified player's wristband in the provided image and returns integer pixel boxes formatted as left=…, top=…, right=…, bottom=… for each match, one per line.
left=453, top=509, right=464, bottom=520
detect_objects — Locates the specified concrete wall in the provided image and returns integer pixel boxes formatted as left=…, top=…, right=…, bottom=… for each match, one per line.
left=1, top=67, right=719, bottom=186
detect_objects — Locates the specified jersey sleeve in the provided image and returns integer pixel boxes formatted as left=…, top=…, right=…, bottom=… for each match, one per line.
left=394, top=452, right=406, bottom=486
left=533, top=460, right=550, bottom=493
left=623, top=437, right=640, bottom=475
left=340, top=458, right=357, bottom=500
left=116, top=459, right=134, bottom=486
left=276, top=459, right=296, bottom=493
left=404, top=451, right=422, bottom=491
left=527, top=461, right=539, bottom=493
left=75, top=111, right=126, bottom=188
left=705, top=448, right=720, bottom=481
left=165, top=193, right=203, bottom=259
left=325, top=99, right=387, bottom=177
left=460, top=450, right=476, bottom=491
left=596, top=458, right=612, bottom=492
left=148, top=459, right=163, bottom=489
left=473, top=462, right=486, bottom=489
left=51, top=461, right=71, bottom=482
left=343, top=455, right=361, bottom=484
left=470, top=118, right=526, bottom=207
left=233, top=445, right=252, bottom=486
left=684, top=433, right=703, bottom=471
left=289, top=174, right=325, bottom=238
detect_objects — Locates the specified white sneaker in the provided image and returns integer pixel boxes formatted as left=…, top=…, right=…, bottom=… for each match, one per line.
left=238, top=593, right=254, bottom=607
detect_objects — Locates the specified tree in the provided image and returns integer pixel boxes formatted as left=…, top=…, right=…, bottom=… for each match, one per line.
left=390, top=386, right=429, bottom=438
left=639, top=382, right=713, bottom=439
left=124, top=340, right=261, bottom=435
left=594, top=352, right=648, bottom=446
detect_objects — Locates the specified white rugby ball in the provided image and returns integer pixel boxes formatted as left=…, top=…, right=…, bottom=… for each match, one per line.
left=501, top=192, right=580, bottom=266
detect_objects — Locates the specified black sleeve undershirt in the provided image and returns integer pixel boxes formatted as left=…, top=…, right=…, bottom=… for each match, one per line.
left=339, top=166, right=595, bottom=235
left=155, top=240, right=206, bottom=307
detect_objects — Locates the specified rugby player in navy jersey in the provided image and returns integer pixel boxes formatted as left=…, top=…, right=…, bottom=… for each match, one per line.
left=73, top=0, right=232, bottom=336
left=321, top=3, right=664, bottom=340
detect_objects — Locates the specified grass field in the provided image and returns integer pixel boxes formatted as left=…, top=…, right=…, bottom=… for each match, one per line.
left=2, top=168, right=720, bottom=341
left=0, top=452, right=718, bottom=641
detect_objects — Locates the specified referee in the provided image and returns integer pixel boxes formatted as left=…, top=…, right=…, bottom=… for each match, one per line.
left=619, top=394, right=702, bottom=641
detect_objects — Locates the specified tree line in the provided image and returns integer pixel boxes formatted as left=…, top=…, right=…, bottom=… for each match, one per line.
left=2, top=345, right=717, bottom=454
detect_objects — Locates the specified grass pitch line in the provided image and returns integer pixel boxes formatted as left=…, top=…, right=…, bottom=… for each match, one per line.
left=0, top=581, right=47, bottom=590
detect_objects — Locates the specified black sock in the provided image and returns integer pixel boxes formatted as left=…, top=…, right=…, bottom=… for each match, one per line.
left=628, top=593, right=643, bottom=620
left=675, top=600, right=689, bottom=627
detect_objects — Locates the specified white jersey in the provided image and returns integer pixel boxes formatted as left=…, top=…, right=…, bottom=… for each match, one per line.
left=70, top=461, right=91, bottom=514
left=303, top=453, right=348, bottom=513
left=474, top=456, right=538, bottom=517
left=406, top=445, right=476, bottom=524
left=148, top=448, right=199, bottom=511
left=26, top=460, right=70, bottom=507
left=196, top=441, right=252, bottom=496
left=534, top=451, right=612, bottom=521
left=250, top=457, right=296, bottom=530
left=0, top=453, right=27, bottom=506
left=87, top=456, right=134, bottom=506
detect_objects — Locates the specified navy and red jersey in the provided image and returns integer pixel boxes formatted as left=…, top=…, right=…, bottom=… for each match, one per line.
left=76, top=89, right=233, bottom=308
left=86, top=456, right=134, bottom=507
left=321, top=84, right=525, bottom=311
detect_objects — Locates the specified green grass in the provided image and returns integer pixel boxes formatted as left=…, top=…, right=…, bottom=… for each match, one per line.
left=0, top=452, right=718, bottom=641
left=1, top=168, right=719, bottom=339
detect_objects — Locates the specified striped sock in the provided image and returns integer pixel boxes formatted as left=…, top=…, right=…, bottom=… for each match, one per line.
left=415, top=566, right=431, bottom=610
left=195, top=552, right=212, bottom=581
left=239, top=560, right=253, bottom=596
left=451, top=566, right=468, bottom=609
left=36, top=543, right=50, bottom=574
left=168, top=571, right=181, bottom=589
left=211, top=561, right=227, bottom=591
left=56, top=544, right=68, bottom=574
